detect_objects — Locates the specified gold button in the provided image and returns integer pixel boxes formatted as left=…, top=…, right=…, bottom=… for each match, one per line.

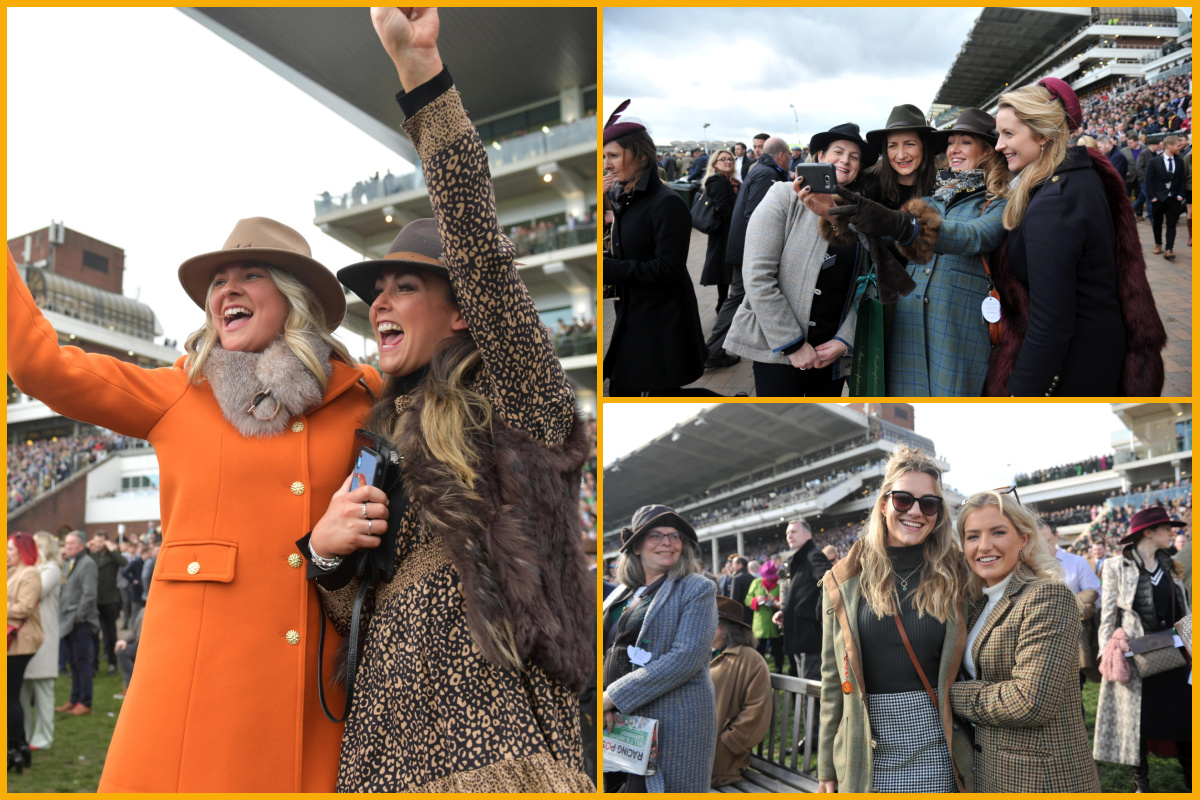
left=287, top=553, right=303, bottom=568
left=285, top=630, right=301, bottom=645
left=1051, top=175, right=1060, bottom=183
left=187, top=561, right=200, bottom=575
left=291, top=420, right=304, bottom=433
left=290, top=481, right=305, bottom=496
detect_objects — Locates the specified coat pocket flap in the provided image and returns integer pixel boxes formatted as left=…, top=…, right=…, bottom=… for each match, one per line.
left=156, top=540, right=237, bottom=583
left=1126, top=628, right=1177, bottom=655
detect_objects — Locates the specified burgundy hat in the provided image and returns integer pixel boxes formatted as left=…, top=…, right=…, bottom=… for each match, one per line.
left=604, top=99, right=651, bottom=144
left=1037, top=77, right=1083, bottom=131
left=336, top=218, right=449, bottom=307
left=1118, top=505, right=1187, bottom=545
left=716, top=596, right=752, bottom=630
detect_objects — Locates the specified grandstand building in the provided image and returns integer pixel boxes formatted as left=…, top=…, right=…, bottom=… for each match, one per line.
left=7, top=223, right=179, bottom=537
left=181, top=8, right=598, bottom=414
left=929, top=7, right=1190, bottom=127
left=602, top=404, right=944, bottom=568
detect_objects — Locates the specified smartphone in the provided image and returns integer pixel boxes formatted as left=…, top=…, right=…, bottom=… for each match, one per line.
left=794, top=163, right=839, bottom=193
left=350, top=446, right=383, bottom=491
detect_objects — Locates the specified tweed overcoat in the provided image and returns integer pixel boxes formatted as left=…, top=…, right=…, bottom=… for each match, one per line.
left=7, top=565, right=46, bottom=656
left=604, top=573, right=719, bottom=792
left=57, top=553, right=99, bottom=639
left=888, top=192, right=1007, bottom=397
left=8, top=250, right=381, bottom=792
left=950, top=578, right=1100, bottom=792
left=1093, top=551, right=1191, bottom=765
left=725, top=182, right=865, bottom=377
left=710, top=644, right=773, bottom=787
left=818, top=541, right=973, bottom=792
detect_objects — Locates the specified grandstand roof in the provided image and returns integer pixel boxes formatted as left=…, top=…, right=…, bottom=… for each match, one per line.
left=182, top=8, right=596, bottom=161
left=933, top=7, right=1092, bottom=108
left=604, top=404, right=870, bottom=523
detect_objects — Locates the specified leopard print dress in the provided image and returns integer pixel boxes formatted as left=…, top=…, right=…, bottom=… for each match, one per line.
left=319, top=80, right=592, bottom=793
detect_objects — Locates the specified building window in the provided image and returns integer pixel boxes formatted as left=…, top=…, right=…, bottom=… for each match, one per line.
left=82, top=250, right=109, bottom=274
left=893, top=407, right=909, bottom=421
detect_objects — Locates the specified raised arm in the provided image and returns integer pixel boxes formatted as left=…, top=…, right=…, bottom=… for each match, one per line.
left=899, top=197, right=1008, bottom=261
left=373, top=8, right=574, bottom=445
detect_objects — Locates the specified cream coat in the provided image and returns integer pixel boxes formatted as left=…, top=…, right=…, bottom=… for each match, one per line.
left=23, top=561, right=61, bottom=679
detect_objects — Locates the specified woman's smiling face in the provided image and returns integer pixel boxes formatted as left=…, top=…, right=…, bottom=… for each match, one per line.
left=962, top=504, right=1027, bottom=586
left=882, top=471, right=939, bottom=548
left=886, top=131, right=924, bottom=182
left=945, top=133, right=990, bottom=171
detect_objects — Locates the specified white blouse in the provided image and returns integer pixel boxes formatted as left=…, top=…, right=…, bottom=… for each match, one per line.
left=963, top=571, right=1015, bottom=680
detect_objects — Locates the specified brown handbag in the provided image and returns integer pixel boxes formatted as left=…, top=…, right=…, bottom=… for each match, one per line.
left=1127, top=576, right=1189, bottom=679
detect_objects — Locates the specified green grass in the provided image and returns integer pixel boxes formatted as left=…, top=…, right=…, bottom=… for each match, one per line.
left=6, top=670, right=123, bottom=793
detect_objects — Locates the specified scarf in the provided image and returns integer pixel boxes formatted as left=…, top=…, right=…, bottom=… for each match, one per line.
left=932, top=168, right=987, bottom=206
left=202, top=334, right=332, bottom=438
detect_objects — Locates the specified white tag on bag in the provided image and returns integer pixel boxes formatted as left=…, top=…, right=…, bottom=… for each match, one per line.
left=981, top=296, right=1002, bottom=323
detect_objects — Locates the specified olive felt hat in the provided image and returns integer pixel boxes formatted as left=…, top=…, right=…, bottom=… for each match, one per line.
left=618, top=504, right=699, bottom=553
left=866, top=103, right=936, bottom=154
left=931, top=107, right=998, bottom=151
left=336, top=218, right=450, bottom=307
left=177, top=217, right=347, bottom=332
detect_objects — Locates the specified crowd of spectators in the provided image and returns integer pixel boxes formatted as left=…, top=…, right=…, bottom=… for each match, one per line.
left=509, top=213, right=597, bottom=257
left=1071, top=478, right=1192, bottom=552
left=554, top=317, right=597, bottom=357
left=581, top=415, right=597, bottom=542
left=8, top=432, right=140, bottom=512
left=1014, top=453, right=1115, bottom=487
left=1077, top=73, right=1191, bottom=140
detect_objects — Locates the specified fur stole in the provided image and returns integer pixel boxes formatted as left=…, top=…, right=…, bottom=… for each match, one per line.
left=203, top=334, right=332, bottom=437
left=984, top=150, right=1166, bottom=396
left=395, top=396, right=595, bottom=693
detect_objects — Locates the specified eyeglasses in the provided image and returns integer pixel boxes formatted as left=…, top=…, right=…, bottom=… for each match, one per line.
left=961, top=485, right=1020, bottom=506
left=886, top=491, right=943, bottom=517
left=646, top=531, right=682, bottom=544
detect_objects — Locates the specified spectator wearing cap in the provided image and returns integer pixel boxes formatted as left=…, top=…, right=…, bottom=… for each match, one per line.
left=709, top=596, right=772, bottom=788
left=601, top=504, right=717, bottom=792
left=789, top=146, right=806, bottom=173
left=1094, top=506, right=1191, bottom=792
left=602, top=101, right=707, bottom=396
left=984, top=77, right=1165, bottom=397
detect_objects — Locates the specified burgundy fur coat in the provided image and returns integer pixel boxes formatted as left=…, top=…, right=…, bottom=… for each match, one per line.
left=984, top=148, right=1166, bottom=396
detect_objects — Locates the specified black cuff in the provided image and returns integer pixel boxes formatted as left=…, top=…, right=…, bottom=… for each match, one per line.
left=295, top=532, right=357, bottom=591
left=396, top=64, right=453, bottom=119
left=781, top=339, right=806, bottom=356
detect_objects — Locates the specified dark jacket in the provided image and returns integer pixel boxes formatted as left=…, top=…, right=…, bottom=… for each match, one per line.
left=687, top=153, right=709, bottom=181
left=123, top=555, right=145, bottom=605
left=700, top=173, right=739, bottom=287
left=89, top=546, right=128, bottom=606
left=998, top=146, right=1127, bottom=396
left=781, top=540, right=833, bottom=655
left=738, top=154, right=756, bottom=180
left=725, top=155, right=789, bottom=266
left=729, top=568, right=755, bottom=626
left=662, top=154, right=677, bottom=182
left=1146, top=152, right=1188, bottom=203
left=604, top=168, right=706, bottom=393
left=1135, top=146, right=1157, bottom=183
left=1106, top=148, right=1128, bottom=183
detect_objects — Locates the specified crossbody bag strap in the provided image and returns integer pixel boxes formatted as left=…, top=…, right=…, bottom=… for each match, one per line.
left=316, top=576, right=373, bottom=724
left=893, top=611, right=939, bottom=713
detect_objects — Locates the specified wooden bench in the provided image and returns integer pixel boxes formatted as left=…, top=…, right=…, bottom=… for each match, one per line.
left=713, top=674, right=821, bottom=793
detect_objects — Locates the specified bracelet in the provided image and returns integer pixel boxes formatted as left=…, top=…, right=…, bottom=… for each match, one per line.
left=308, top=543, right=343, bottom=571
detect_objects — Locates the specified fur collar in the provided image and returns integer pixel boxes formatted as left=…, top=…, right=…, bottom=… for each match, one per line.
left=203, top=334, right=332, bottom=437
left=395, top=390, right=594, bottom=692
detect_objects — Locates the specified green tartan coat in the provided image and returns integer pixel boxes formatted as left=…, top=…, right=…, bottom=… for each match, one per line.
left=887, top=192, right=1007, bottom=397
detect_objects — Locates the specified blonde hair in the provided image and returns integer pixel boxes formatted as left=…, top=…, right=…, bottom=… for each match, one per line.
left=703, top=149, right=737, bottom=184
left=616, top=538, right=700, bottom=589
left=974, top=146, right=1012, bottom=200
left=183, top=265, right=352, bottom=388
left=859, top=446, right=966, bottom=623
left=957, top=491, right=1064, bottom=599
left=1075, top=135, right=1098, bottom=149
left=998, top=84, right=1070, bottom=230
left=32, top=530, right=63, bottom=570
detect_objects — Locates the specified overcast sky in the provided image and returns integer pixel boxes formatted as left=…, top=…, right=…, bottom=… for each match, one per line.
left=8, top=7, right=405, bottom=357
left=603, top=403, right=1139, bottom=495
left=603, top=7, right=982, bottom=148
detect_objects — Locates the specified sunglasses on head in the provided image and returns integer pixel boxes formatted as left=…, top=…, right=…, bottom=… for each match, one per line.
left=886, top=490, right=943, bottom=517
left=960, top=485, right=1021, bottom=506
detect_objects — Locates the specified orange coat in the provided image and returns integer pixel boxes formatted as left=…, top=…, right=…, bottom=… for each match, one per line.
left=7, top=250, right=382, bottom=791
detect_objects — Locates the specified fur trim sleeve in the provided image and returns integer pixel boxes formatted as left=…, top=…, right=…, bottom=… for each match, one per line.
left=818, top=215, right=858, bottom=247
left=897, top=198, right=942, bottom=265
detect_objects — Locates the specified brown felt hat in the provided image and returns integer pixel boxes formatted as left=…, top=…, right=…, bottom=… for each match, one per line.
left=177, top=217, right=346, bottom=332
left=931, top=107, right=998, bottom=151
left=866, top=104, right=935, bottom=155
left=337, top=218, right=449, bottom=307
left=717, top=596, right=752, bottom=629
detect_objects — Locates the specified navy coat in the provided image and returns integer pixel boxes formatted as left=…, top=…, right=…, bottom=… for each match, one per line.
left=725, top=155, right=789, bottom=266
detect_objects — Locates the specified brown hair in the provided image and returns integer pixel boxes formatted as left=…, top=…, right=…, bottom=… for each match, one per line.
left=611, top=129, right=659, bottom=194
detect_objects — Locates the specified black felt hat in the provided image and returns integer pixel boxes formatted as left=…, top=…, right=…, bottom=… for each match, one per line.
left=619, top=504, right=699, bottom=553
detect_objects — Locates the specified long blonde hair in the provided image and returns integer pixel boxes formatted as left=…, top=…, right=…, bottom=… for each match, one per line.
left=32, top=530, right=63, bottom=570
left=182, top=265, right=352, bottom=388
left=975, top=146, right=1012, bottom=200
left=957, top=492, right=1064, bottom=599
left=859, top=446, right=966, bottom=622
left=998, top=84, right=1070, bottom=230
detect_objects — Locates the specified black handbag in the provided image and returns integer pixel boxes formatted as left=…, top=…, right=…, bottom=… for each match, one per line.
left=690, top=189, right=721, bottom=234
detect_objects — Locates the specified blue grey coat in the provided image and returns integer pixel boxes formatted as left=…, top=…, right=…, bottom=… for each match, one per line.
left=604, top=573, right=718, bottom=792
left=888, top=191, right=1007, bottom=397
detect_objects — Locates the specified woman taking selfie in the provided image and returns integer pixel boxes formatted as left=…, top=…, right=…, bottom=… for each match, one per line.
left=951, top=491, right=1100, bottom=792
left=724, top=123, right=878, bottom=397
left=817, top=446, right=971, bottom=793
left=603, top=103, right=706, bottom=396
left=302, top=8, right=593, bottom=792
left=699, top=149, right=741, bottom=313
left=10, top=209, right=375, bottom=788
left=1093, top=507, right=1191, bottom=792
left=601, top=504, right=717, bottom=793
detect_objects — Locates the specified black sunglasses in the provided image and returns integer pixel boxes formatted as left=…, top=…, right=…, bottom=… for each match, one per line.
left=886, top=490, right=943, bottom=517
left=961, top=485, right=1020, bottom=506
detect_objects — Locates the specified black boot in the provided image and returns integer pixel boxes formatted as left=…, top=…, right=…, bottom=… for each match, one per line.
left=1132, top=760, right=1150, bottom=792
left=8, top=747, right=23, bottom=774
left=1179, top=740, right=1192, bottom=791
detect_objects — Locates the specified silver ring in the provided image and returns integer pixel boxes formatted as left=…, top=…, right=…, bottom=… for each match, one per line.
left=366, top=519, right=373, bottom=535
left=361, top=502, right=368, bottom=519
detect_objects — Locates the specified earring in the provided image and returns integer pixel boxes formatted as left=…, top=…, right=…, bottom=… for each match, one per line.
left=1040, top=143, right=1046, bottom=152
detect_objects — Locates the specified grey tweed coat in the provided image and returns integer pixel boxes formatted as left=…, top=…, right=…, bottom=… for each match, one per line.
left=950, top=578, right=1101, bottom=792
left=604, top=573, right=718, bottom=792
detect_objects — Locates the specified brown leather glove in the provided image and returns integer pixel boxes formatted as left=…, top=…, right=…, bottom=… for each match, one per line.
left=829, top=188, right=919, bottom=242
left=864, top=236, right=916, bottom=305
